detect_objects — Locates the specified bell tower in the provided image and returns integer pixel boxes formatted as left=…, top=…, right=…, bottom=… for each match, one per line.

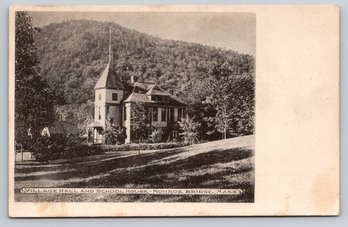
left=94, top=26, right=125, bottom=129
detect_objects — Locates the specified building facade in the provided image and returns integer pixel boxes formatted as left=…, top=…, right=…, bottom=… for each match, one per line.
left=89, top=28, right=186, bottom=144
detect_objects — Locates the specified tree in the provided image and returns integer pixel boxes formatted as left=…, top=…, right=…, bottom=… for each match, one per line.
left=178, top=116, right=201, bottom=144
left=15, top=12, right=56, bottom=142
left=130, top=101, right=148, bottom=143
left=204, top=62, right=255, bottom=139
left=229, top=74, right=255, bottom=135
left=186, top=102, right=219, bottom=141
left=33, top=19, right=254, bottom=114
left=55, top=100, right=94, bottom=134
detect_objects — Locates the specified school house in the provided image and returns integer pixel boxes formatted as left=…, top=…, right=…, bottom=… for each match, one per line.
left=88, top=28, right=186, bottom=144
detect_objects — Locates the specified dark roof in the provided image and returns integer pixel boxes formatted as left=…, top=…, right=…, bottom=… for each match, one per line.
left=49, top=121, right=79, bottom=135
left=146, top=86, right=169, bottom=96
left=124, top=83, right=186, bottom=106
left=94, top=63, right=125, bottom=90
left=124, top=92, right=151, bottom=103
left=132, top=81, right=156, bottom=91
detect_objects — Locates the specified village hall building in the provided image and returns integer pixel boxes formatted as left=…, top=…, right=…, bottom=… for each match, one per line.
left=88, top=29, right=186, bottom=144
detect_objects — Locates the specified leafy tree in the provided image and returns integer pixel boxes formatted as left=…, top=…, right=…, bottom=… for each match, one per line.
left=204, top=63, right=255, bottom=139
left=178, top=116, right=201, bottom=144
left=130, top=102, right=149, bottom=143
left=229, top=74, right=255, bottom=135
left=15, top=12, right=56, bottom=142
left=186, top=102, right=219, bottom=141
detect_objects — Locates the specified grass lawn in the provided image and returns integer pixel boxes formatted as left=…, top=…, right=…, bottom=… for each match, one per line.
left=15, top=135, right=254, bottom=202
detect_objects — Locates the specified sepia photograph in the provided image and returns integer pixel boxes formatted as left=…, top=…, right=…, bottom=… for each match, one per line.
left=13, top=10, right=255, bottom=203
left=8, top=5, right=339, bottom=217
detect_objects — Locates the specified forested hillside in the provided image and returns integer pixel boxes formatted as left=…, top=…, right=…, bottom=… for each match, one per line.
left=34, top=19, right=255, bottom=135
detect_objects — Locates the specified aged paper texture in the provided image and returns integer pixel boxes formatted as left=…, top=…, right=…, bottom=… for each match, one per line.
left=8, top=5, right=339, bottom=217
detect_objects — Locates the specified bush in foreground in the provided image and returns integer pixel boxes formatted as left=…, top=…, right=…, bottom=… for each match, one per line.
left=101, top=141, right=189, bottom=152
left=19, top=135, right=102, bottom=163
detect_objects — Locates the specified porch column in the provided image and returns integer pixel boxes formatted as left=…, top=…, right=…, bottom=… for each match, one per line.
left=125, top=103, right=132, bottom=143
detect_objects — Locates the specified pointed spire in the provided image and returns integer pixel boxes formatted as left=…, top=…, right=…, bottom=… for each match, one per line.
left=94, top=25, right=124, bottom=90
left=108, top=26, right=113, bottom=65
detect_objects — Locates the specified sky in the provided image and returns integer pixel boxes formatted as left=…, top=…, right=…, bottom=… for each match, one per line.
left=29, top=11, right=255, bottom=55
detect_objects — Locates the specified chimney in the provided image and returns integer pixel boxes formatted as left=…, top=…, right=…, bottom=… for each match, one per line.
left=131, top=75, right=138, bottom=84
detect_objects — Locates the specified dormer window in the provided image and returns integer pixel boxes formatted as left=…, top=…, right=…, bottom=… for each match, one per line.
left=151, top=95, right=168, bottom=102
left=112, top=93, right=118, bottom=101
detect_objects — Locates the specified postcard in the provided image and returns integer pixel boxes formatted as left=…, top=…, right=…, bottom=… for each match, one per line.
left=8, top=5, right=339, bottom=217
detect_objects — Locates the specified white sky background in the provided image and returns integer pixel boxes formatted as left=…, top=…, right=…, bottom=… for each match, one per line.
left=29, top=11, right=255, bottom=55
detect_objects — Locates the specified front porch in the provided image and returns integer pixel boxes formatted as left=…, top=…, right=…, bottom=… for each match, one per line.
left=87, top=122, right=104, bottom=144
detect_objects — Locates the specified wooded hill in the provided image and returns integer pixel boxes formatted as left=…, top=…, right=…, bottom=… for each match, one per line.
left=33, top=19, right=255, bottom=134
left=35, top=19, right=254, bottom=104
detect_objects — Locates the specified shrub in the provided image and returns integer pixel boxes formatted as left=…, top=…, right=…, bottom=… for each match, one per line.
left=178, top=116, right=201, bottom=144
left=20, top=135, right=102, bottom=163
left=105, top=126, right=126, bottom=145
left=101, top=141, right=188, bottom=152
left=149, top=129, right=163, bottom=143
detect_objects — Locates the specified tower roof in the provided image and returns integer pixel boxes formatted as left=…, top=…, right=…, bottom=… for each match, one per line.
left=94, top=63, right=125, bottom=90
left=94, top=26, right=125, bottom=90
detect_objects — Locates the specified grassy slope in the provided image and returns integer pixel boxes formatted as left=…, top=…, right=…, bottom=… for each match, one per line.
left=15, top=135, right=254, bottom=202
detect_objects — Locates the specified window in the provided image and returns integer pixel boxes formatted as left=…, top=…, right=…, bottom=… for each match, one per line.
left=161, top=108, right=166, bottom=121
left=106, top=106, right=109, bottom=116
left=153, top=96, right=163, bottom=101
left=153, top=107, right=158, bottom=121
left=98, top=107, right=101, bottom=120
left=112, top=93, right=118, bottom=101
left=178, top=109, right=182, bottom=120
left=167, top=108, right=170, bottom=121
left=145, top=107, right=150, bottom=122
left=98, top=94, right=102, bottom=100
